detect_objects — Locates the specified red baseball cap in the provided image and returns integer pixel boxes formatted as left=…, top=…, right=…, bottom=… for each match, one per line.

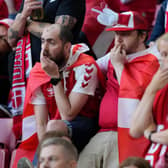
left=0, top=18, right=13, bottom=29
left=106, top=11, right=149, bottom=31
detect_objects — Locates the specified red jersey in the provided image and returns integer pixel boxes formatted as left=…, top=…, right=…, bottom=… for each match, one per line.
left=145, top=84, right=168, bottom=167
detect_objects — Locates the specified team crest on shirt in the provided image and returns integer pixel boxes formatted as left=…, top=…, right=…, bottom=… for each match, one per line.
left=46, top=87, right=54, bottom=97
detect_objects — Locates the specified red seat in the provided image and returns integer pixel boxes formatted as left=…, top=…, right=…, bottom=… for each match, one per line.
left=0, top=118, right=16, bottom=168
left=0, top=118, right=16, bottom=151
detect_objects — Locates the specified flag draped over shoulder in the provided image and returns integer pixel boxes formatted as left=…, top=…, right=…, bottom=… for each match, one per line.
left=12, top=44, right=106, bottom=168
left=118, top=46, right=160, bottom=162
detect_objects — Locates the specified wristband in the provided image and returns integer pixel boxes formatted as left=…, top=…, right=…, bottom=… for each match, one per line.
left=148, top=130, right=156, bottom=142
left=50, top=77, right=61, bottom=86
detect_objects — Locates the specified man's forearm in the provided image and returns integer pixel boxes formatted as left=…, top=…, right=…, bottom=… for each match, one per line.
left=27, top=20, right=51, bottom=38
left=53, top=82, right=73, bottom=121
left=34, top=104, right=48, bottom=141
left=55, top=15, right=77, bottom=30
left=8, top=13, right=27, bottom=47
left=27, top=14, right=77, bottom=38
left=130, top=86, right=157, bottom=138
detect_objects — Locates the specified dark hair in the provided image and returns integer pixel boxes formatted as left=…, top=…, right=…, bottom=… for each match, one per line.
left=119, top=157, right=151, bottom=168
left=58, top=25, right=74, bottom=44
left=137, top=30, right=149, bottom=43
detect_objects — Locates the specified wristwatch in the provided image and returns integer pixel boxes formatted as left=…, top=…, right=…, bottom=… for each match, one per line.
left=50, top=77, right=61, bottom=85
left=148, top=130, right=156, bottom=142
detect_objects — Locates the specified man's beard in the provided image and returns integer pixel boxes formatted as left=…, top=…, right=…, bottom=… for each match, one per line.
left=50, top=51, right=67, bottom=69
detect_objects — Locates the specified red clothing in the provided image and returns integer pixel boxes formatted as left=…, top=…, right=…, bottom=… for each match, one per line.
left=118, top=53, right=159, bottom=162
left=12, top=45, right=105, bottom=168
left=120, top=0, right=157, bottom=27
left=82, top=0, right=156, bottom=58
left=153, top=84, right=168, bottom=128
left=82, top=0, right=120, bottom=57
left=43, top=53, right=105, bottom=119
left=14, top=0, right=22, bottom=11
left=0, top=0, right=8, bottom=19
left=145, top=84, right=168, bottom=167
left=99, top=61, right=119, bottom=132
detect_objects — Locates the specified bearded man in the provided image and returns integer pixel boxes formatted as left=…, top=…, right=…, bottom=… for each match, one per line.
left=12, top=24, right=105, bottom=167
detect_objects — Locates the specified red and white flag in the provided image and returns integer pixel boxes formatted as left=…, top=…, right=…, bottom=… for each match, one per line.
left=118, top=45, right=160, bottom=162
left=82, top=0, right=120, bottom=58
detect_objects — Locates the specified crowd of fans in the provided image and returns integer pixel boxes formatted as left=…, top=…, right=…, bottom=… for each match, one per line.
left=0, top=0, right=168, bottom=168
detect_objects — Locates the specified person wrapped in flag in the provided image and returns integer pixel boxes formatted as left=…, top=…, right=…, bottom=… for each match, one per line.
left=11, top=24, right=105, bottom=168
left=78, top=9, right=160, bottom=168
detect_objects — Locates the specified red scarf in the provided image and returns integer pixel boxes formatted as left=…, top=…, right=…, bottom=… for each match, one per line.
left=11, top=33, right=32, bottom=116
left=10, top=34, right=32, bottom=140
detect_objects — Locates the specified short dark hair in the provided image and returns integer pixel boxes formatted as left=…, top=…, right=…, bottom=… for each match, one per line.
left=58, top=24, right=74, bottom=44
left=119, top=157, right=151, bottom=168
left=137, top=30, right=149, bottom=43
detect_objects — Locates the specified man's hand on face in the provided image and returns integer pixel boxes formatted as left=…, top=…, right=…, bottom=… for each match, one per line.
left=41, top=56, right=60, bottom=78
left=148, top=64, right=168, bottom=93
left=110, top=42, right=126, bottom=66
